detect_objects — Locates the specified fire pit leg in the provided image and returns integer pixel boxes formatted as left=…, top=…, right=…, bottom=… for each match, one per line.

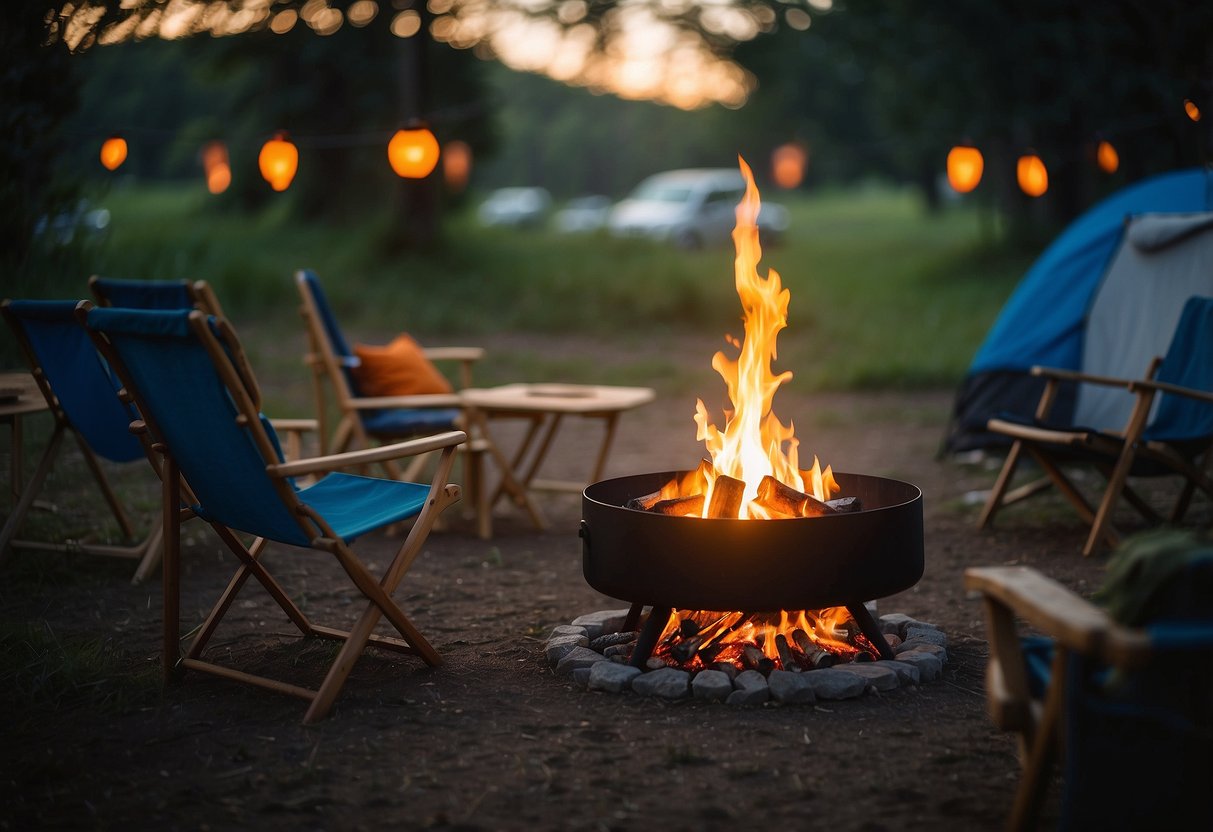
left=846, top=602, right=895, bottom=661
left=628, top=606, right=672, bottom=668
left=622, top=602, right=644, bottom=633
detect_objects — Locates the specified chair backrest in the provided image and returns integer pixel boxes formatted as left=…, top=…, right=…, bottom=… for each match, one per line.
left=1, top=300, right=144, bottom=463
left=89, top=275, right=227, bottom=319
left=1144, top=295, right=1213, bottom=442
left=83, top=306, right=314, bottom=547
left=295, top=268, right=365, bottom=398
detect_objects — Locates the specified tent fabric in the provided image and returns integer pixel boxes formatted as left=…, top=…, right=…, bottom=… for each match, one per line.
left=944, top=168, right=1213, bottom=454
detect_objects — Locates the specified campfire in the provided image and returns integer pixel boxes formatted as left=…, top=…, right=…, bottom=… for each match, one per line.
left=579, top=157, right=925, bottom=678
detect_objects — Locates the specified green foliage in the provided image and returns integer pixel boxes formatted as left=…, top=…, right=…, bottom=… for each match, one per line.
left=4, top=181, right=1030, bottom=395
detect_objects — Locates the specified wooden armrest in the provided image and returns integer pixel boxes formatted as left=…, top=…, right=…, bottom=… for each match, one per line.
left=267, top=430, right=467, bottom=478
left=964, top=566, right=1112, bottom=654
left=423, top=346, right=485, bottom=363
left=1129, top=377, right=1213, bottom=404
left=1029, top=365, right=1135, bottom=390
left=348, top=394, right=464, bottom=409
left=269, top=417, right=319, bottom=433
left=985, top=418, right=1114, bottom=446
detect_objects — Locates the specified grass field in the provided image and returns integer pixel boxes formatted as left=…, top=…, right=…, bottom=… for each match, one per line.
left=6, top=181, right=1033, bottom=396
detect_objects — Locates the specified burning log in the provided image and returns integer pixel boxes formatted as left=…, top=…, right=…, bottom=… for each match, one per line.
left=774, top=633, right=800, bottom=672
left=825, top=496, right=862, bottom=513
left=670, top=635, right=705, bottom=665
left=625, top=491, right=665, bottom=511
left=754, top=475, right=840, bottom=518
left=741, top=644, right=775, bottom=675
left=791, top=628, right=837, bottom=669
left=707, top=474, right=746, bottom=519
left=649, top=494, right=705, bottom=517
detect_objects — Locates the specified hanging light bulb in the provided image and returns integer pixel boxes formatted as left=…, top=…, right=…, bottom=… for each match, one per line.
left=100, top=135, right=128, bottom=171
left=258, top=132, right=298, bottom=191
left=1185, top=98, right=1202, bottom=122
left=1017, top=152, right=1048, bottom=197
left=771, top=142, right=809, bottom=189
left=442, top=140, right=472, bottom=192
left=1096, top=140, right=1119, bottom=174
left=387, top=124, right=440, bottom=179
left=201, top=141, right=231, bottom=194
left=946, top=144, right=983, bottom=193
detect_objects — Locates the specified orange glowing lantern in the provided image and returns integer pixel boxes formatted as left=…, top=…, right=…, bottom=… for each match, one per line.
left=1185, top=98, right=1202, bottom=122
left=946, top=144, right=983, bottom=193
left=1017, top=153, right=1048, bottom=197
left=201, top=141, right=231, bottom=194
left=387, top=125, right=440, bottom=179
left=1096, top=140, right=1119, bottom=174
left=770, top=142, right=808, bottom=189
left=442, top=139, right=472, bottom=192
left=100, top=135, right=128, bottom=171
left=258, top=132, right=298, bottom=192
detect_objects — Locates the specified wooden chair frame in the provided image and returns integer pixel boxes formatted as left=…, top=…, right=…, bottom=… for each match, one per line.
left=84, top=303, right=465, bottom=723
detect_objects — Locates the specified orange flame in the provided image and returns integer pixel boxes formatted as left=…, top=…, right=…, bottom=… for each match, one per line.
left=687, top=156, right=837, bottom=517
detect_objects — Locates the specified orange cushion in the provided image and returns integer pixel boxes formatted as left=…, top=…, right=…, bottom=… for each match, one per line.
left=350, top=334, right=453, bottom=397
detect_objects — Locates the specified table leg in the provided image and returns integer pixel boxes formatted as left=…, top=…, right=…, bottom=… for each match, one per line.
left=471, top=408, right=546, bottom=531
left=589, top=412, right=621, bottom=484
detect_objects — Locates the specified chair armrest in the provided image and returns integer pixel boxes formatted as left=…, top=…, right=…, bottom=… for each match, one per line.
left=1030, top=365, right=1136, bottom=391
left=267, top=430, right=466, bottom=478
left=348, top=394, right=464, bottom=409
left=1128, top=377, right=1213, bottom=405
left=423, top=347, right=485, bottom=363
left=269, top=417, right=319, bottom=433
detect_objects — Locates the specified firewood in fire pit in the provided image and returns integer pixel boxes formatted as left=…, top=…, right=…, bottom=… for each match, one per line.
left=670, top=635, right=704, bottom=665
left=707, top=474, right=746, bottom=518
left=625, top=491, right=665, bottom=511
left=774, top=633, right=801, bottom=672
left=741, top=644, right=775, bottom=675
left=754, top=475, right=840, bottom=518
left=825, top=496, right=862, bottom=513
left=648, top=494, right=706, bottom=517
left=791, top=628, right=837, bottom=668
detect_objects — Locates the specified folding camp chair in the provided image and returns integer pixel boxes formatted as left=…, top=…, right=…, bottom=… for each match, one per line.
left=83, top=303, right=465, bottom=723
left=295, top=268, right=492, bottom=537
left=978, top=295, right=1213, bottom=556
left=0, top=299, right=163, bottom=583
left=89, top=275, right=227, bottom=318
left=965, top=529, right=1213, bottom=831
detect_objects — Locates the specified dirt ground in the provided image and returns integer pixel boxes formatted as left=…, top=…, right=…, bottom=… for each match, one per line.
left=1, top=347, right=1183, bottom=831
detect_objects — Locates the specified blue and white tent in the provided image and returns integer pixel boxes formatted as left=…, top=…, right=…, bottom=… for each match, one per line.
left=944, top=167, right=1213, bottom=454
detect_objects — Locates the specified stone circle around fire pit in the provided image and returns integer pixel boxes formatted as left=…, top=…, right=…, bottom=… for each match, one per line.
left=545, top=607, right=947, bottom=705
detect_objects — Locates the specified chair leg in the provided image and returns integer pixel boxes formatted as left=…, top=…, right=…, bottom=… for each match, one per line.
left=72, top=430, right=136, bottom=541
left=1007, top=647, right=1068, bottom=832
left=979, top=440, right=1025, bottom=529
left=1083, top=445, right=1140, bottom=557
left=0, top=422, right=65, bottom=559
left=130, top=517, right=165, bottom=586
left=161, top=457, right=181, bottom=683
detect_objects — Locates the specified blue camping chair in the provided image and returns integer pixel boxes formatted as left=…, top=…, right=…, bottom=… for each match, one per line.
left=88, top=275, right=225, bottom=316
left=979, top=295, right=1213, bottom=556
left=0, top=299, right=163, bottom=583
left=965, top=529, right=1213, bottom=831
left=83, top=303, right=465, bottom=723
left=295, top=269, right=492, bottom=537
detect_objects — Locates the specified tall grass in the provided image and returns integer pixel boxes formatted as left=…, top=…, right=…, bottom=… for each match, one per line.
left=6, top=180, right=1032, bottom=391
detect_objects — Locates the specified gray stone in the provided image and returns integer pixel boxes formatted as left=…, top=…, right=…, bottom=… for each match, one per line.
left=571, top=667, right=593, bottom=688
left=725, top=686, right=768, bottom=706
left=803, top=667, right=868, bottom=700
left=588, top=662, right=642, bottom=693
left=691, top=669, right=733, bottom=702
left=878, top=613, right=917, bottom=636
left=549, top=624, right=588, bottom=641
left=556, top=646, right=607, bottom=675
left=841, top=662, right=900, bottom=691
left=631, top=667, right=691, bottom=699
left=904, top=625, right=948, bottom=648
left=897, top=640, right=948, bottom=663
left=603, top=644, right=632, bottom=658
left=767, top=669, right=816, bottom=704
left=733, top=669, right=768, bottom=693
left=877, top=658, right=920, bottom=685
left=544, top=634, right=589, bottom=667
left=571, top=609, right=631, bottom=640
left=895, top=652, right=943, bottom=682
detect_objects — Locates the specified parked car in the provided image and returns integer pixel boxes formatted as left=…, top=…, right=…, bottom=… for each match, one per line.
left=477, top=186, right=552, bottom=228
left=553, top=195, right=612, bottom=233
left=607, top=168, right=789, bottom=249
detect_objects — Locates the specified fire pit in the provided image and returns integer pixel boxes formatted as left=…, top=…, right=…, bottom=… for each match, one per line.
left=565, top=156, right=929, bottom=690
left=581, top=469, right=923, bottom=668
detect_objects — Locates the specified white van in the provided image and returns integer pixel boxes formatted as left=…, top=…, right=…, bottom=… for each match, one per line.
left=606, top=168, right=788, bottom=249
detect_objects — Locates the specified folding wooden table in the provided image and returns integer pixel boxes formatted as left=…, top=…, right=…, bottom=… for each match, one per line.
left=0, top=371, right=48, bottom=509
left=459, top=383, right=655, bottom=537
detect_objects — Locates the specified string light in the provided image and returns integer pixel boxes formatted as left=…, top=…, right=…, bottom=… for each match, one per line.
left=258, top=132, right=298, bottom=191
left=100, top=135, right=128, bottom=171
left=387, top=125, right=440, bottom=179
left=946, top=144, right=983, bottom=193
left=1096, top=140, right=1119, bottom=174
left=1017, top=152, right=1048, bottom=197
